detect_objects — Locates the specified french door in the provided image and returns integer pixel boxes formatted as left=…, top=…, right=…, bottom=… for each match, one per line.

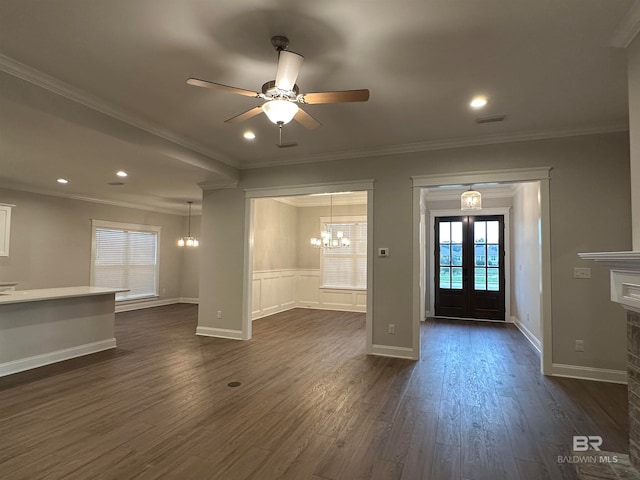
left=434, top=215, right=505, bottom=320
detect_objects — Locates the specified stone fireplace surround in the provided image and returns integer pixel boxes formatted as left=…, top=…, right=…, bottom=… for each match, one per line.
left=579, top=251, right=640, bottom=474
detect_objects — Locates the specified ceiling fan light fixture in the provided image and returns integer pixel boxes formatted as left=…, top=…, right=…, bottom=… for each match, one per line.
left=262, top=100, right=299, bottom=125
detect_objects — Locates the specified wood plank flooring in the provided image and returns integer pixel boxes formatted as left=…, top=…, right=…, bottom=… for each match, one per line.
left=0, top=305, right=629, bottom=479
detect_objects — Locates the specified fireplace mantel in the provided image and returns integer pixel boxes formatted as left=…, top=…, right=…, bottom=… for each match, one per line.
left=579, top=251, right=640, bottom=314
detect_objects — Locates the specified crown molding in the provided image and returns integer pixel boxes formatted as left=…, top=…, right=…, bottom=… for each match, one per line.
left=0, top=53, right=239, bottom=170
left=198, top=180, right=239, bottom=191
left=610, top=0, right=640, bottom=48
left=0, top=183, right=195, bottom=216
left=272, top=191, right=368, bottom=207
left=241, top=123, right=628, bottom=169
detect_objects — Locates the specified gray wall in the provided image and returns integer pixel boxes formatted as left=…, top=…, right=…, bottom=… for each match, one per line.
left=0, top=187, right=199, bottom=302
left=198, top=132, right=631, bottom=369
left=253, top=198, right=298, bottom=271
left=512, top=182, right=541, bottom=342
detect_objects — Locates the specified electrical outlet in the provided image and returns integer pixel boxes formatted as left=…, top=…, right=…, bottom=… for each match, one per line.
left=388, top=324, right=395, bottom=334
left=573, top=267, right=592, bottom=279
left=217, top=310, right=222, bottom=319
left=575, top=340, right=584, bottom=352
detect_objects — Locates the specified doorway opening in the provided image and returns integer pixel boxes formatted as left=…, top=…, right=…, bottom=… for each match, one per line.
left=435, top=214, right=506, bottom=320
left=243, top=181, right=374, bottom=353
left=412, top=168, right=551, bottom=373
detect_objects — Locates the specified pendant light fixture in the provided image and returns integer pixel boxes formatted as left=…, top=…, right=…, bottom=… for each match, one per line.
left=461, top=186, right=482, bottom=210
left=310, top=194, right=351, bottom=249
left=178, top=201, right=199, bottom=247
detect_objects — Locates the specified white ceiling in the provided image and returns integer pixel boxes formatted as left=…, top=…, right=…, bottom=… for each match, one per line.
left=0, top=0, right=636, bottom=213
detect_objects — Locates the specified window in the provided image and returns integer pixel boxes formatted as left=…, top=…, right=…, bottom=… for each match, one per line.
left=321, top=216, right=367, bottom=289
left=91, top=220, right=160, bottom=301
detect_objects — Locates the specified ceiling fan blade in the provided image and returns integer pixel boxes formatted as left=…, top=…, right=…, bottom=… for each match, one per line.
left=224, top=106, right=263, bottom=124
left=294, top=108, right=322, bottom=130
left=186, top=78, right=260, bottom=98
left=302, top=89, right=370, bottom=104
left=275, top=51, right=304, bottom=91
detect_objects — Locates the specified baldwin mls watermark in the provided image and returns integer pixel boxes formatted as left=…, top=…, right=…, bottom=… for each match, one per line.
left=557, top=436, right=619, bottom=464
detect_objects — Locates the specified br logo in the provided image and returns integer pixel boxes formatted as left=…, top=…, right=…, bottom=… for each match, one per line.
left=573, top=435, right=603, bottom=452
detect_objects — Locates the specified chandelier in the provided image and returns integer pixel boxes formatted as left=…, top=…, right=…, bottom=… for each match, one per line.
left=461, top=187, right=482, bottom=210
left=310, top=194, right=351, bottom=249
left=178, top=201, right=199, bottom=247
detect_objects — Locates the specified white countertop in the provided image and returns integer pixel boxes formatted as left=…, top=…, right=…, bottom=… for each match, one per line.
left=0, top=286, right=128, bottom=305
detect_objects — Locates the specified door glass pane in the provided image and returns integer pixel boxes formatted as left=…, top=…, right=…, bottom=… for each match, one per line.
left=440, top=267, right=451, bottom=289
left=451, top=244, right=462, bottom=266
left=474, top=244, right=486, bottom=266
left=487, top=221, right=499, bottom=244
left=451, top=267, right=463, bottom=289
left=451, top=222, right=463, bottom=243
left=439, top=222, right=450, bottom=243
left=440, top=244, right=451, bottom=266
left=474, top=221, right=486, bottom=244
left=475, top=268, right=486, bottom=290
left=487, top=244, right=499, bottom=267
left=487, top=268, right=499, bottom=291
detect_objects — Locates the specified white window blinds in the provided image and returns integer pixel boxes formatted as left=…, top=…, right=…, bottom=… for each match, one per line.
left=321, top=220, right=367, bottom=289
left=91, top=220, right=160, bottom=301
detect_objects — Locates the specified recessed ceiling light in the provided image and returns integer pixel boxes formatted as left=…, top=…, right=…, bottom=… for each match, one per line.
left=116, top=170, right=128, bottom=177
left=243, top=131, right=256, bottom=140
left=470, top=96, right=488, bottom=109
left=57, top=178, right=69, bottom=184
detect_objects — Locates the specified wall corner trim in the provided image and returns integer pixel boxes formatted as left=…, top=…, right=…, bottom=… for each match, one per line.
left=511, top=316, right=542, bottom=353
left=551, top=363, right=627, bottom=384
left=610, top=0, right=640, bottom=48
left=195, top=326, right=245, bottom=340
left=370, top=344, right=417, bottom=360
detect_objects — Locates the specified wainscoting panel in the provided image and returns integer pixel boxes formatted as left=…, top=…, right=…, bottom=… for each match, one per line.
left=252, top=269, right=366, bottom=320
left=297, top=271, right=321, bottom=306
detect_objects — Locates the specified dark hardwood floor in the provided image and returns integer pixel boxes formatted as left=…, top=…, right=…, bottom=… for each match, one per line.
left=0, top=305, right=628, bottom=479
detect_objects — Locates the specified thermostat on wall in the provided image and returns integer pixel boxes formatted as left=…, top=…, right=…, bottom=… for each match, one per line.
left=378, top=248, right=390, bottom=257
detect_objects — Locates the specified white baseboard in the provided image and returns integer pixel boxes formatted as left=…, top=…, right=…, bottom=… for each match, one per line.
left=115, top=297, right=199, bottom=312
left=551, top=363, right=627, bottom=384
left=196, top=326, right=245, bottom=340
left=252, top=305, right=297, bottom=321
left=179, top=297, right=199, bottom=304
left=295, top=303, right=366, bottom=313
left=115, top=297, right=181, bottom=313
left=0, top=338, right=117, bottom=378
left=371, top=344, right=417, bottom=360
left=511, top=315, right=542, bottom=353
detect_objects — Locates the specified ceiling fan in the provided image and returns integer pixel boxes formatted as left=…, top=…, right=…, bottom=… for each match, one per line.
left=186, top=36, right=370, bottom=135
